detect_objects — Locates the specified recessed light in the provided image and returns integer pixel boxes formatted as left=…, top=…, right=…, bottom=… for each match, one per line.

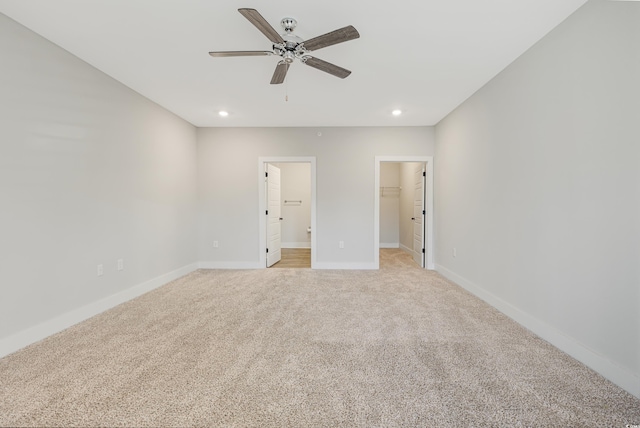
left=218, top=110, right=229, bottom=117
left=392, top=109, right=402, bottom=116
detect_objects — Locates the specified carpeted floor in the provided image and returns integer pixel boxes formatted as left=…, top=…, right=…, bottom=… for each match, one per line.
left=1, top=250, right=638, bottom=427
left=380, top=248, right=422, bottom=270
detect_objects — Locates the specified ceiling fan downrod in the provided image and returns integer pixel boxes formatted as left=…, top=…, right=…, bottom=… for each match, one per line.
left=280, top=18, right=297, bottom=32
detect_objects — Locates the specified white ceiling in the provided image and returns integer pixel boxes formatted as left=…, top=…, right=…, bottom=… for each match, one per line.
left=0, top=0, right=587, bottom=127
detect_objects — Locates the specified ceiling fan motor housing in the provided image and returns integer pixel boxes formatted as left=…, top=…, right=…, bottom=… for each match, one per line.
left=283, top=51, right=295, bottom=63
left=274, top=30, right=306, bottom=64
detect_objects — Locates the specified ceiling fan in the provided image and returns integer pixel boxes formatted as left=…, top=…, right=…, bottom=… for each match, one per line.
left=209, top=8, right=360, bottom=84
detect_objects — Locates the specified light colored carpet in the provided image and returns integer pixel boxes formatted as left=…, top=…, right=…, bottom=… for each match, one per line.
left=1, top=253, right=638, bottom=427
left=379, top=248, right=421, bottom=270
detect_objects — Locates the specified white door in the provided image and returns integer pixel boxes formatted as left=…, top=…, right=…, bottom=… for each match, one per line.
left=266, top=164, right=282, bottom=267
left=412, top=165, right=426, bottom=267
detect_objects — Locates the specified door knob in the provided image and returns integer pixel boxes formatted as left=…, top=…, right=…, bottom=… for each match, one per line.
left=279, top=217, right=283, bottom=221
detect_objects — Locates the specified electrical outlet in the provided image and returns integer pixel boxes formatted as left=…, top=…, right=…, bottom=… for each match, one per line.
left=117, top=259, right=124, bottom=271
left=453, top=248, right=457, bottom=258
left=213, top=240, right=219, bottom=248
left=339, top=241, right=344, bottom=249
left=97, top=264, right=104, bottom=277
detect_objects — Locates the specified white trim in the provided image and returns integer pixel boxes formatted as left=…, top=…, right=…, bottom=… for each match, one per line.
left=259, top=157, right=317, bottom=269
left=314, top=262, right=377, bottom=270
left=380, top=243, right=400, bottom=249
left=281, top=242, right=312, bottom=249
left=399, top=243, right=413, bottom=254
left=374, top=156, right=434, bottom=270
left=0, top=263, right=198, bottom=359
left=435, top=263, right=640, bottom=399
left=425, top=160, right=434, bottom=269
left=198, top=261, right=262, bottom=269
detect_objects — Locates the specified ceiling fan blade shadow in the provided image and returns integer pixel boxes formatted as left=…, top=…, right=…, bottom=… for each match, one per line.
left=270, top=62, right=290, bottom=84
left=303, top=57, right=351, bottom=79
left=303, top=25, right=360, bottom=52
left=238, top=8, right=284, bottom=44
left=209, top=51, right=273, bottom=57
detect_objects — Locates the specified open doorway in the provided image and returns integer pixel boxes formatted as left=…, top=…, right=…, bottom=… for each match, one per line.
left=258, top=157, right=316, bottom=269
left=379, top=162, right=426, bottom=269
left=374, top=156, right=434, bottom=270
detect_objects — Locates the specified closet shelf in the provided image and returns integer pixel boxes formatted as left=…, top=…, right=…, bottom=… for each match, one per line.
left=380, top=186, right=401, bottom=197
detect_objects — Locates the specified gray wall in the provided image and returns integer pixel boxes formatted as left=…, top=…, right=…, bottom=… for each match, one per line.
left=197, top=127, right=434, bottom=268
left=0, top=14, right=198, bottom=343
left=434, top=0, right=639, bottom=396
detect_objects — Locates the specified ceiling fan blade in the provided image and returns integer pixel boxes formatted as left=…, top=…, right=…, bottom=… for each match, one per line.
left=303, top=57, right=351, bottom=79
left=238, top=8, right=284, bottom=44
left=303, top=25, right=360, bottom=52
left=209, top=51, right=272, bottom=57
left=270, top=62, right=290, bottom=85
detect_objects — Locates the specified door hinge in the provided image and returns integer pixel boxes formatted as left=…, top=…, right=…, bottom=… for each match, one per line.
left=422, top=171, right=426, bottom=177
left=266, top=210, right=268, bottom=215
left=422, top=248, right=425, bottom=254
left=266, top=248, right=269, bottom=253
left=265, top=172, right=268, bottom=177
left=423, top=210, right=426, bottom=215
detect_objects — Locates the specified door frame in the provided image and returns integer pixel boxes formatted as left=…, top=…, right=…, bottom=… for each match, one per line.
left=374, top=156, right=434, bottom=270
left=258, top=157, right=317, bottom=269
left=413, top=164, right=426, bottom=268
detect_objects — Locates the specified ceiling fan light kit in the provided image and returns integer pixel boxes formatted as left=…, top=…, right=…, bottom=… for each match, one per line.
left=209, top=8, right=360, bottom=85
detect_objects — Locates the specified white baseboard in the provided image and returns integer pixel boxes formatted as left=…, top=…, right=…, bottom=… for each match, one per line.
left=435, top=264, right=640, bottom=399
left=199, top=261, right=377, bottom=270
left=281, top=242, right=311, bottom=249
left=198, top=261, right=262, bottom=269
left=380, top=243, right=400, bottom=249
left=399, top=244, right=412, bottom=254
left=0, top=263, right=199, bottom=359
left=314, top=262, right=377, bottom=270
left=201, top=261, right=378, bottom=270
